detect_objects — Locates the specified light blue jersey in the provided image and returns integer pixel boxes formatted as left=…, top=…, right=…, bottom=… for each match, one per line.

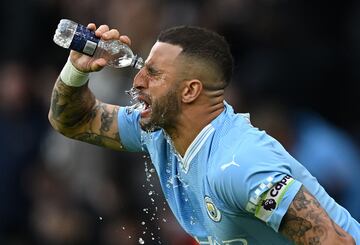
left=118, top=102, right=360, bottom=244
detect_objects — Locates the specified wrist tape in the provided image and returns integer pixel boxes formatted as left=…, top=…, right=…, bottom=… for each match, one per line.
left=60, top=59, right=89, bottom=87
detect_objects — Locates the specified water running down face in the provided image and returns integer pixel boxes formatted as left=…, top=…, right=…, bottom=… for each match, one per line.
left=126, top=85, right=181, bottom=132
left=128, top=42, right=184, bottom=132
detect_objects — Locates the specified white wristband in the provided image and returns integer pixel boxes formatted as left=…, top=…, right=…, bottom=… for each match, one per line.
left=60, top=59, right=89, bottom=87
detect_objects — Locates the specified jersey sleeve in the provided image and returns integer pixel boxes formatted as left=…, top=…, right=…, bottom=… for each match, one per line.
left=211, top=130, right=302, bottom=232
left=117, top=106, right=146, bottom=152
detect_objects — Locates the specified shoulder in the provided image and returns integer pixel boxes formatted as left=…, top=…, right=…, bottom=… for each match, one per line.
left=207, top=125, right=294, bottom=211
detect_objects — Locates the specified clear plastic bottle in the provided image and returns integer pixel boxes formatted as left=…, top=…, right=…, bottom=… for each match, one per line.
left=53, top=19, right=143, bottom=69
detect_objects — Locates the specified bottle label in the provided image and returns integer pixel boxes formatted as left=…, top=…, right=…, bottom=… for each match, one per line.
left=83, top=40, right=97, bottom=56
left=69, top=24, right=99, bottom=56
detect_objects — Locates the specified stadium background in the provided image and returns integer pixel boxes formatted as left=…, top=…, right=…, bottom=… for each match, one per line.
left=0, top=0, right=359, bottom=244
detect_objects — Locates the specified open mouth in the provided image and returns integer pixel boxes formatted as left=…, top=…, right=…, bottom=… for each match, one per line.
left=132, top=99, right=150, bottom=112
left=126, top=88, right=151, bottom=115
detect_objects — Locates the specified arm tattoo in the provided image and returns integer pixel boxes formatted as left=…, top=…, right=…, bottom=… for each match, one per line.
left=73, top=132, right=120, bottom=148
left=330, top=220, right=346, bottom=238
left=49, top=77, right=95, bottom=129
left=279, top=186, right=354, bottom=244
left=99, top=102, right=116, bottom=133
left=49, top=77, right=123, bottom=150
left=73, top=102, right=122, bottom=149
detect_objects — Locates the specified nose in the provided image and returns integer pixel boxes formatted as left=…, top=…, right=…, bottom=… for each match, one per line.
left=133, top=68, right=148, bottom=90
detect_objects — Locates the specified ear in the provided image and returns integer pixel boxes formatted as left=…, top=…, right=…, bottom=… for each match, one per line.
left=181, top=79, right=203, bottom=103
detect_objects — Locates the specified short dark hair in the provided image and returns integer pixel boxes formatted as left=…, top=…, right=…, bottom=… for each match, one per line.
left=158, top=25, right=233, bottom=89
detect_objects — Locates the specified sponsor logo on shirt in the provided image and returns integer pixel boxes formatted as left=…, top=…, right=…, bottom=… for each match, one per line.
left=205, top=196, right=222, bottom=222
left=255, top=175, right=295, bottom=222
left=262, top=198, right=276, bottom=211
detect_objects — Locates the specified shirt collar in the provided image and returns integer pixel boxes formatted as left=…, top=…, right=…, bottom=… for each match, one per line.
left=180, top=124, right=215, bottom=173
left=165, top=102, right=233, bottom=173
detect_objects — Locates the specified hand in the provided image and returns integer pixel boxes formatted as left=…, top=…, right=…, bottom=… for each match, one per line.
left=69, top=23, right=132, bottom=73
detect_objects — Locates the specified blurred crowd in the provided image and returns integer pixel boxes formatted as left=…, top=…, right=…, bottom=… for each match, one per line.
left=1, top=0, right=360, bottom=244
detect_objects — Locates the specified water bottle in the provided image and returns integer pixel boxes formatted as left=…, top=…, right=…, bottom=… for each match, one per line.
left=53, top=19, right=143, bottom=69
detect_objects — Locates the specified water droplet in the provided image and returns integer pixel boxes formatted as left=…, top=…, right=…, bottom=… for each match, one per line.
left=148, top=191, right=154, bottom=196
left=138, top=238, right=145, bottom=244
left=128, top=235, right=132, bottom=239
left=122, top=226, right=126, bottom=230
left=162, top=218, right=167, bottom=223
left=190, top=216, right=196, bottom=225
left=141, top=221, right=145, bottom=225
left=99, top=216, right=103, bottom=221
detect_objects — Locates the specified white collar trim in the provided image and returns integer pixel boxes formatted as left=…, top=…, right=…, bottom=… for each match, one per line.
left=178, top=124, right=215, bottom=173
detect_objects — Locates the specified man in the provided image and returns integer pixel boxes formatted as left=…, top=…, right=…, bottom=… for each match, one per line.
left=49, top=23, right=359, bottom=244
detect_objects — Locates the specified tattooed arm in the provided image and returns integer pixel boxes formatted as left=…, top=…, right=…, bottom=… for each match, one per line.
left=48, top=77, right=124, bottom=151
left=49, top=23, right=132, bottom=151
left=279, top=186, right=355, bottom=244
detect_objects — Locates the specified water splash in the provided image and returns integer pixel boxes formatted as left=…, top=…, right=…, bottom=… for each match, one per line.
left=141, top=154, right=168, bottom=244
left=125, top=87, right=140, bottom=100
left=125, top=87, right=145, bottom=113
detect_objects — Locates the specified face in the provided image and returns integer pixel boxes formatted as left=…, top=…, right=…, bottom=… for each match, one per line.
left=132, top=42, right=184, bottom=132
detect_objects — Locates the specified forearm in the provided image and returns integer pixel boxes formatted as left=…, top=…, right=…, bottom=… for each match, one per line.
left=48, top=77, right=96, bottom=136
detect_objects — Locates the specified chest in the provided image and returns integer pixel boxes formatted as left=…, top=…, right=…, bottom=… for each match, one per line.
left=150, top=148, right=291, bottom=244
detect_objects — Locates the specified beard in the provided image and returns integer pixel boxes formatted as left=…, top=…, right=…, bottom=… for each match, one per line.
left=140, top=87, right=181, bottom=133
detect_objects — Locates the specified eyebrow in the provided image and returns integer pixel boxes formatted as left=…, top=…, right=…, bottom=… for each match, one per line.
left=145, top=63, right=163, bottom=75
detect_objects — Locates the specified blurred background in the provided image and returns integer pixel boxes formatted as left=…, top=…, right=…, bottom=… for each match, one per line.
left=0, top=0, right=360, bottom=244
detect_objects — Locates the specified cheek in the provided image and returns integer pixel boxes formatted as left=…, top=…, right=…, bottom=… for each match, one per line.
left=149, top=79, right=171, bottom=97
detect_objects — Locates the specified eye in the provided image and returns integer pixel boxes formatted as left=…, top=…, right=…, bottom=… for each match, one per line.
left=147, top=66, right=160, bottom=76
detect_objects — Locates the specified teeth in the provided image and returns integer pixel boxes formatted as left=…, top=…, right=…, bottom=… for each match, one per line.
left=127, top=101, right=146, bottom=113
left=125, top=87, right=148, bottom=113
left=134, top=101, right=146, bottom=111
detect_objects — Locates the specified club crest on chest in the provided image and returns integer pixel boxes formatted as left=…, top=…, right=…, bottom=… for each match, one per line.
left=204, top=196, right=221, bottom=222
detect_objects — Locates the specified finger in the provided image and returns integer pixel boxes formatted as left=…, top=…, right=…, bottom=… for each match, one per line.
left=87, top=23, right=96, bottom=31
left=102, top=29, right=120, bottom=40
left=95, top=24, right=110, bottom=37
left=120, top=35, right=131, bottom=46
left=91, top=58, right=107, bottom=71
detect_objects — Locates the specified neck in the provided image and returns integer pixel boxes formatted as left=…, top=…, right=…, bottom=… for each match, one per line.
left=166, top=90, right=224, bottom=156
